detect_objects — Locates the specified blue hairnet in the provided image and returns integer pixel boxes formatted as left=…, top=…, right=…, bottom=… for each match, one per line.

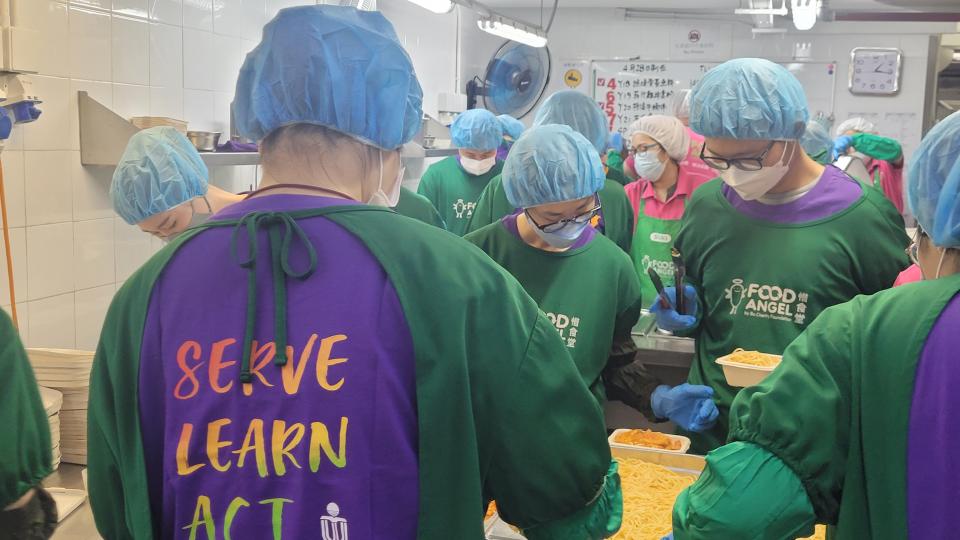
left=907, top=111, right=960, bottom=248
left=111, top=127, right=208, bottom=225
left=609, top=132, right=624, bottom=151
left=502, top=124, right=605, bottom=208
left=533, top=90, right=608, bottom=153
left=450, top=109, right=502, bottom=151
left=497, top=114, right=526, bottom=140
left=691, top=58, right=809, bottom=140
left=233, top=5, right=423, bottom=149
left=800, top=121, right=833, bottom=163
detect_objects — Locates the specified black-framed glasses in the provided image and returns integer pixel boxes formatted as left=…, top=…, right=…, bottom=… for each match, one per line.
left=700, top=140, right=778, bottom=171
left=628, top=142, right=661, bottom=155
left=907, top=228, right=926, bottom=266
left=526, top=196, right=602, bottom=234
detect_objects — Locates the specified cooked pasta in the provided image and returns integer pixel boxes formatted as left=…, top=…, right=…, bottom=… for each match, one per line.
left=612, top=458, right=696, bottom=539
left=613, top=429, right=682, bottom=451
left=727, top=348, right=782, bottom=367
left=801, top=525, right=827, bottom=540
left=485, top=501, right=496, bottom=519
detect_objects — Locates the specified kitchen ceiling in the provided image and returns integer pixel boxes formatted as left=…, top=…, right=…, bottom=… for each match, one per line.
left=478, top=0, right=955, bottom=10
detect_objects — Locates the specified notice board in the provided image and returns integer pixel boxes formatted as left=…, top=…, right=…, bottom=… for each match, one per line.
left=593, top=60, right=837, bottom=134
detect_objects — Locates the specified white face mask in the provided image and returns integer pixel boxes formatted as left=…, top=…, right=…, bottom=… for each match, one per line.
left=367, top=150, right=404, bottom=208
left=720, top=142, right=795, bottom=201
left=634, top=150, right=667, bottom=182
left=461, top=155, right=496, bottom=176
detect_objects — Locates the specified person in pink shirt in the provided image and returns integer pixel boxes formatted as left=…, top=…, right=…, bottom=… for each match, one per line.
left=624, top=115, right=714, bottom=301
left=834, top=117, right=905, bottom=214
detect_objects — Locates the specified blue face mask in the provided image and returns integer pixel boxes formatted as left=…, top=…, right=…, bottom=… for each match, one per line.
left=529, top=219, right=590, bottom=249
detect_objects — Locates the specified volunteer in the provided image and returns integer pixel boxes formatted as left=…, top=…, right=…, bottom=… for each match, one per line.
left=87, top=6, right=621, bottom=539
left=623, top=115, right=713, bottom=301
left=467, top=90, right=634, bottom=253
left=496, top=113, right=525, bottom=161
left=606, top=132, right=627, bottom=178
left=465, top=124, right=718, bottom=432
left=623, top=89, right=705, bottom=182
left=800, top=121, right=834, bottom=164
left=670, top=110, right=960, bottom=540
left=0, top=310, right=57, bottom=538
left=395, top=187, right=446, bottom=229
left=834, top=117, right=906, bottom=213
left=652, top=58, right=909, bottom=453
left=417, top=108, right=503, bottom=235
left=111, top=127, right=244, bottom=240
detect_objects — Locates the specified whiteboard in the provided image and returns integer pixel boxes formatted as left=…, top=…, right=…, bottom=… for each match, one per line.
left=592, top=60, right=837, bottom=134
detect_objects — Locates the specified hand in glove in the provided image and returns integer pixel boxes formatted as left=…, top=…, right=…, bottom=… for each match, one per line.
left=649, top=285, right=699, bottom=332
left=651, top=384, right=719, bottom=432
left=832, top=135, right=853, bottom=160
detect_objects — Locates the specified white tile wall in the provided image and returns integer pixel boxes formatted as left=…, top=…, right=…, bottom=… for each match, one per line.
left=3, top=0, right=457, bottom=349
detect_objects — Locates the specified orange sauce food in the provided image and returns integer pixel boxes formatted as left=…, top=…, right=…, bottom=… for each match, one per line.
left=613, top=429, right=682, bottom=451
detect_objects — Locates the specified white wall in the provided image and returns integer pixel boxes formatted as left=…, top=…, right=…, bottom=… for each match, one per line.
left=460, top=8, right=952, bottom=157
left=0, top=0, right=458, bottom=349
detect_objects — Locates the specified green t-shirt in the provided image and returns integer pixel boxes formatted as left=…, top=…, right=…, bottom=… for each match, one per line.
left=605, top=164, right=629, bottom=186
left=465, top=221, right=644, bottom=403
left=465, top=176, right=634, bottom=253
left=394, top=187, right=446, bottom=230
left=416, top=156, right=503, bottom=236
left=673, top=274, right=960, bottom=540
left=0, top=310, right=52, bottom=509
left=674, top=179, right=909, bottom=453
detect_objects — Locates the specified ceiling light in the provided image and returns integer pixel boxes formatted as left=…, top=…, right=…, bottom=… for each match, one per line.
left=791, top=0, right=820, bottom=31
left=405, top=0, right=454, bottom=14
left=477, top=14, right=548, bottom=48
left=734, top=0, right=789, bottom=16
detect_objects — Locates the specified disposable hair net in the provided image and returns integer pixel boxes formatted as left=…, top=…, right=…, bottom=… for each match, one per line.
left=800, top=121, right=834, bottom=164
left=533, top=90, right=608, bottom=153
left=497, top=114, right=526, bottom=140
left=503, top=124, right=605, bottom=208
left=626, top=115, right=690, bottom=161
left=834, top=117, right=877, bottom=137
left=232, top=5, right=423, bottom=149
left=111, top=127, right=208, bottom=225
left=690, top=58, right=809, bottom=140
left=451, top=109, right=503, bottom=151
left=907, top=111, right=960, bottom=248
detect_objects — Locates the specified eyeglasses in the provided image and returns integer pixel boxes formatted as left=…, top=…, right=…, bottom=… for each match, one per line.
left=700, top=140, right=778, bottom=171
left=628, top=142, right=661, bottom=155
left=526, top=196, right=602, bottom=233
left=907, top=228, right=926, bottom=265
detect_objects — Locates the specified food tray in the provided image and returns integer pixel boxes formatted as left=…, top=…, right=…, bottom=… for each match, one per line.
left=715, top=352, right=782, bottom=387
left=608, top=429, right=691, bottom=454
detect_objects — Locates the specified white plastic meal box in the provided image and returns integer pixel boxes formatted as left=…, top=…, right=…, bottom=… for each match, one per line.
left=715, top=351, right=782, bottom=387
left=608, top=429, right=691, bottom=454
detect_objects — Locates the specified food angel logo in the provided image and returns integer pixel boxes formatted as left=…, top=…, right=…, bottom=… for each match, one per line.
left=725, top=279, right=746, bottom=315
left=321, top=502, right=348, bottom=540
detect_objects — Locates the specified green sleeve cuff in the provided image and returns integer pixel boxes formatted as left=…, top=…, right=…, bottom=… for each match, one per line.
left=852, top=133, right=902, bottom=163
left=672, top=442, right=816, bottom=540
left=523, top=460, right=623, bottom=540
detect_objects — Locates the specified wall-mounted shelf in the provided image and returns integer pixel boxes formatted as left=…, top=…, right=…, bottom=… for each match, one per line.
left=77, top=91, right=260, bottom=168
left=424, top=148, right=458, bottom=158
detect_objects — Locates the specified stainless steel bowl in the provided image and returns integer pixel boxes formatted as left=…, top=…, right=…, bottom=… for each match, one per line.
left=186, top=131, right=222, bottom=152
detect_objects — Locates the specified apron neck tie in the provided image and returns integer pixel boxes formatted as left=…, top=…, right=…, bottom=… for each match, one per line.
left=229, top=211, right=318, bottom=383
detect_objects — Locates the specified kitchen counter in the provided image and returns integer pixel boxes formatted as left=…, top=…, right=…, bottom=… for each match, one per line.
left=631, top=312, right=695, bottom=369
left=44, top=465, right=101, bottom=540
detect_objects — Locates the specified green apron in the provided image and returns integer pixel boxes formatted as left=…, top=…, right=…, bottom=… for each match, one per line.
left=674, top=180, right=909, bottom=453
left=87, top=204, right=620, bottom=540
left=630, top=197, right=684, bottom=304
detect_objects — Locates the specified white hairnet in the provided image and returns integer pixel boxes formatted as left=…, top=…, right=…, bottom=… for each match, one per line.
left=672, top=89, right=692, bottom=121
left=835, top=117, right=877, bottom=137
left=627, top=115, right=690, bottom=161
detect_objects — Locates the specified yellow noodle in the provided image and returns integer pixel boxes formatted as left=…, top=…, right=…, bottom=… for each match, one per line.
left=612, top=458, right=696, bottom=539
left=727, top=348, right=781, bottom=367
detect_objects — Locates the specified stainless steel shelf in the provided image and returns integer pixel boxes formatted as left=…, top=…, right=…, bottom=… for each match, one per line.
left=78, top=91, right=259, bottom=168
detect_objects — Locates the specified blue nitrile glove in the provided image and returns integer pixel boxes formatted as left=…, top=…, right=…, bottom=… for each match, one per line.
left=661, top=534, right=674, bottom=540
left=649, top=285, right=698, bottom=332
left=651, top=384, right=719, bottom=432
left=832, top=135, right=853, bottom=160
